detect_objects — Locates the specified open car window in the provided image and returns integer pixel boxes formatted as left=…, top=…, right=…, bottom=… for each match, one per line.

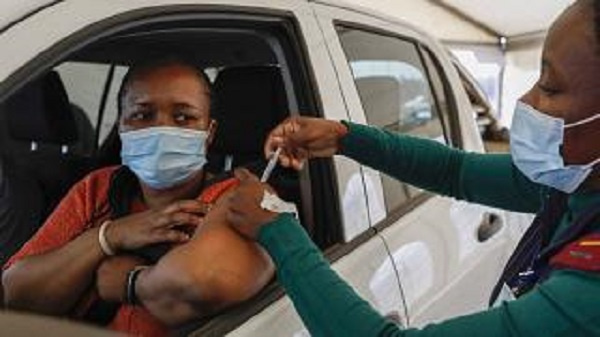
left=0, top=10, right=342, bottom=336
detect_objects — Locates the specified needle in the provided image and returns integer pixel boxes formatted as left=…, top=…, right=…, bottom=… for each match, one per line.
left=260, top=147, right=282, bottom=182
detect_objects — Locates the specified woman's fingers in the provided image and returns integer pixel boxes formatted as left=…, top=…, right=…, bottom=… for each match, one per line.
left=162, top=199, right=211, bottom=216
left=148, top=228, right=191, bottom=244
left=153, top=212, right=203, bottom=229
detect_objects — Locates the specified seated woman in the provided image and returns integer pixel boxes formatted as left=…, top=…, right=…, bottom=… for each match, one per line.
left=2, top=57, right=275, bottom=337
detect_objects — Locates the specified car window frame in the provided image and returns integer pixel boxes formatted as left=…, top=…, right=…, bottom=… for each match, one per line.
left=332, top=21, right=462, bottom=230
left=418, top=45, right=463, bottom=148
left=0, top=7, right=347, bottom=336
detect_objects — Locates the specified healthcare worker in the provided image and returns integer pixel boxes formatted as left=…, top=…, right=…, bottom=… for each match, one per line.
left=223, top=0, right=600, bottom=336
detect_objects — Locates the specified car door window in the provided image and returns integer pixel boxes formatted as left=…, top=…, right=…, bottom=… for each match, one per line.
left=336, top=26, right=448, bottom=213
left=1, top=9, right=343, bottom=336
left=55, top=62, right=128, bottom=148
left=54, top=62, right=109, bottom=156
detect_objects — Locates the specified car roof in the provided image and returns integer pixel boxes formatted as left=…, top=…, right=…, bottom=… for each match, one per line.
left=2, top=1, right=428, bottom=39
left=309, top=0, right=432, bottom=39
left=0, top=0, right=58, bottom=32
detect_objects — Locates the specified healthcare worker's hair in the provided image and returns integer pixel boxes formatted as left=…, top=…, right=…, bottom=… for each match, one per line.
left=117, top=56, right=213, bottom=116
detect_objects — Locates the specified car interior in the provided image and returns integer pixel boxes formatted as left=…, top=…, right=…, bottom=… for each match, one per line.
left=0, top=13, right=343, bottom=333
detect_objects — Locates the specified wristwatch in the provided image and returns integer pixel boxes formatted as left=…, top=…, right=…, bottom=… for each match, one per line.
left=260, top=191, right=298, bottom=218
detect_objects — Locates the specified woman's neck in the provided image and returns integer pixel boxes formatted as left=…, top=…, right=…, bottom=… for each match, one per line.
left=140, top=170, right=208, bottom=209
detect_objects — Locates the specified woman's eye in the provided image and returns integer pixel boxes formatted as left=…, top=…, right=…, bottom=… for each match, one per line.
left=174, top=114, right=188, bottom=123
left=174, top=111, right=197, bottom=123
left=129, top=110, right=151, bottom=121
left=537, top=83, right=560, bottom=96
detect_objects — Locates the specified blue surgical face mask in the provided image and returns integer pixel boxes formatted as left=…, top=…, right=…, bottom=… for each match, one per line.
left=510, top=101, right=600, bottom=193
left=120, top=126, right=209, bottom=190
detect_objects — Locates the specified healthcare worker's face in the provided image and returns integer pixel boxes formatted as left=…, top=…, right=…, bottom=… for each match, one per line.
left=520, top=0, right=600, bottom=178
left=119, top=64, right=214, bottom=134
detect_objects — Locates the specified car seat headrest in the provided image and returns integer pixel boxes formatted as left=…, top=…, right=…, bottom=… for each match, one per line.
left=209, top=66, right=288, bottom=171
left=4, top=71, right=79, bottom=149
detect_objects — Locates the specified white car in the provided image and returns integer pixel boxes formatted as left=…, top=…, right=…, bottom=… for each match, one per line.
left=0, top=1, right=532, bottom=336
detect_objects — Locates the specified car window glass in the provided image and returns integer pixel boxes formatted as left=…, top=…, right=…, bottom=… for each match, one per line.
left=55, top=61, right=108, bottom=131
left=55, top=62, right=130, bottom=150
left=3, top=13, right=339, bottom=334
left=55, top=62, right=109, bottom=155
left=337, top=26, right=446, bottom=213
left=99, top=65, right=128, bottom=144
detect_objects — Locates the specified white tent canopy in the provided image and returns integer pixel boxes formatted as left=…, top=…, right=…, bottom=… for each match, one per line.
left=341, top=0, right=577, bottom=127
left=438, top=0, right=574, bottom=38
left=342, top=0, right=574, bottom=43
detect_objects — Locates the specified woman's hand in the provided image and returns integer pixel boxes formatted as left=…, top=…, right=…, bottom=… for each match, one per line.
left=264, top=117, right=348, bottom=170
left=105, top=200, right=209, bottom=252
left=225, top=169, right=279, bottom=240
left=96, top=255, right=145, bottom=302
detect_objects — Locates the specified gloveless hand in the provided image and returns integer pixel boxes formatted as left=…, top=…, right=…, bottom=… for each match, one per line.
left=105, top=200, right=209, bottom=252
left=264, top=117, right=348, bottom=170
left=225, top=169, right=278, bottom=240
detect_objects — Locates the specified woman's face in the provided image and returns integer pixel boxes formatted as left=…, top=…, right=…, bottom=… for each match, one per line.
left=119, top=64, right=213, bottom=133
left=521, top=0, right=600, bottom=167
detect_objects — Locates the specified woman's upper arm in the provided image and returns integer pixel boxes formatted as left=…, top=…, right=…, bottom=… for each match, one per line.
left=137, top=194, right=274, bottom=325
left=159, top=192, right=274, bottom=302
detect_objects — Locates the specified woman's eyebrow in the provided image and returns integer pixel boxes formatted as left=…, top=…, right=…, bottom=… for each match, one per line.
left=133, top=102, right=152, bottom=107
left=173, top=102, right=199, bottom=109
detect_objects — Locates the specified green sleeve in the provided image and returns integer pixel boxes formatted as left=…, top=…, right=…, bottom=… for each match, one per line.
left=339, top=122, right=544, bottom=213
left=259, top=214, right=600, bottom=337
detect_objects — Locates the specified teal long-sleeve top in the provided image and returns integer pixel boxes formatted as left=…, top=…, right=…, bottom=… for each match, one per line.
left=257, top=122, right=600, bottom=337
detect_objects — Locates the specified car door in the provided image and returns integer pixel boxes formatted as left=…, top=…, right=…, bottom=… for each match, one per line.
left=313, top=2, right=518, bottom=327
left=218, top=2, right=408, bottom=335
left=0, top=1, right=402, bottom=336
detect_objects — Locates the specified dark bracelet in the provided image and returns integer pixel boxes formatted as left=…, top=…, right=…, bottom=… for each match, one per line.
left=125, top=266, right=148, bottom=305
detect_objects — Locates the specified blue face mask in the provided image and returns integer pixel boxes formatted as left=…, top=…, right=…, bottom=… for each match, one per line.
left=510, top=101, right=600, bottom=193
left=120, top=126, right=209, bottom=190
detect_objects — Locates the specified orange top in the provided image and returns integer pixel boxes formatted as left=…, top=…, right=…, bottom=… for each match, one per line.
left=5, top=166, right=238, bottom=337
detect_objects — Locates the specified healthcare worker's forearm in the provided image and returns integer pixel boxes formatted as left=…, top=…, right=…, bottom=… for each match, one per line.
left=339, top=122, right=543, bottom=213
left=258, top=213, right=401, bottom=337
left=258, top=214, right=600, bottom=337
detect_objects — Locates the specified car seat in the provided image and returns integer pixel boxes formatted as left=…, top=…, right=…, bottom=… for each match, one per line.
left=207, top=65, right=289, bottom=172
left=0, top=71, right=92, bottom=265
left=207, top=66, right=300, bottom=204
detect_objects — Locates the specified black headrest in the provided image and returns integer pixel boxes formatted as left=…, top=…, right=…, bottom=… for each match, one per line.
left=211, top=66, right=288, bottom=156
left=4, top=71, right=78, bottom=144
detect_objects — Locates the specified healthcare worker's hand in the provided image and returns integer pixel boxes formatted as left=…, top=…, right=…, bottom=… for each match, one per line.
left=225, top=169, right=278, bottom=240
left=264, top=117, right=348, bottom=170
